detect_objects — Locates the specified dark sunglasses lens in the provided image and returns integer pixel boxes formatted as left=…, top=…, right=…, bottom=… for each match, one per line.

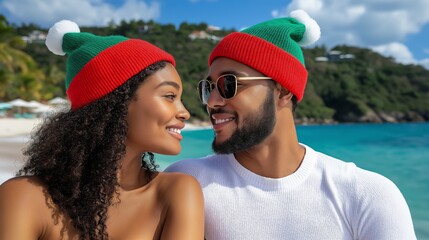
left=198, top=80, right=211, bottom=104
left=217, top=75, right=236, bottom=99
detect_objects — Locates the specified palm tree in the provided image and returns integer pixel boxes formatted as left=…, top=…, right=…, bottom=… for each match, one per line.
left=0, top=15, right=45, bottom=101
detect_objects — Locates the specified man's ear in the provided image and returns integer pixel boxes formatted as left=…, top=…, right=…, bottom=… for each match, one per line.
left=276, top=84, right=293, bottom=107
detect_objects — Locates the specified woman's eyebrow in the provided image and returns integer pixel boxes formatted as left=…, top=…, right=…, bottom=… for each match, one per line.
left=155, top=81, right=180, bottom=89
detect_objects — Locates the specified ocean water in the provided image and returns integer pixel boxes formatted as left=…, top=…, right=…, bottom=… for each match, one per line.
left=156, top=122, right=429, bottom=239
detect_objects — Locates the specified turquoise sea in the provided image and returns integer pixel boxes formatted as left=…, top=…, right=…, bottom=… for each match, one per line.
left=156, top=122, right=429, bottom=239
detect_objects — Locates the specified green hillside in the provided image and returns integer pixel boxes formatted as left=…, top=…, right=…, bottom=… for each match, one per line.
left=2, top=17, right=428, bottom=123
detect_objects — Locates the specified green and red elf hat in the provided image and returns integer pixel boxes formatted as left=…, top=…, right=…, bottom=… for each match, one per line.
left=209, top=9, right=320, bottom=102
left=45, top=20, right=175, bottom=110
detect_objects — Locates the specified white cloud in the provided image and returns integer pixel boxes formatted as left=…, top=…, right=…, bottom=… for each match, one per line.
left=420, top=59, right=429, bottom=70
left=286, top=0, right=323, bottom=13
left=0, top=0, right=160, bottom=27
left=271, top=0, right=429, bottom=69
left=271, top=10, right=279, bottom=18
left=273, top=0, right=429, bottom=46
left=370, top=43, right=429, bottom=70
left=371, top=42, right=415, bottom=64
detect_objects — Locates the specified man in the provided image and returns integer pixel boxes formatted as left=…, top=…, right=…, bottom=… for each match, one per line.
left=166, top=10, right=416, bottom=240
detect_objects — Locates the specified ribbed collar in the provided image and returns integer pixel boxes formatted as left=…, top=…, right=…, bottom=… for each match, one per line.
left=227, top=144, right=317, bottom=191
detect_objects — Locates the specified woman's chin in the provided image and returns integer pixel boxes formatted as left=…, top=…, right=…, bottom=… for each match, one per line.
left=157, top=146, right=181, bottom=156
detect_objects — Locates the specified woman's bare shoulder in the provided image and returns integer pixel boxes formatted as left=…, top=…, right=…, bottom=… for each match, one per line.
left=154, top=172, right=202, bottom=200
left=0, top=176, right=50, bottom=212
left=0, top=176, right=46, bottom=197
left=0, top=176, right=50, bottom=238
left=156, top=172, right=200, bottom=189
left=153, top=172, right=204, bottom=239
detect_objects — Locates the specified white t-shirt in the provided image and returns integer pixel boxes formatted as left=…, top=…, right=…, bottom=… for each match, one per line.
left=165, top=144, right=416, bottom=240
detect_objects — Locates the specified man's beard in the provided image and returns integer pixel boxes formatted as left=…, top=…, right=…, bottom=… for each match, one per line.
left=212, top=91, right=276, bottom=154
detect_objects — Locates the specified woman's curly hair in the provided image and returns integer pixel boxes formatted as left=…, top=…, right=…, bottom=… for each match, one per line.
left=18, top=61, right=168, bottom=240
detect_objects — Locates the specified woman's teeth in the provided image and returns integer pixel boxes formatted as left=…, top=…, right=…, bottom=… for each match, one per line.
left=167, top=128, right=181, bottom=134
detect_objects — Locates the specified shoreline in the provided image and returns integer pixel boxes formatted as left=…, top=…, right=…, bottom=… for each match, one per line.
left=0, top=118, right=211, bottom=138
left=2, top=117, right=428, bottom=138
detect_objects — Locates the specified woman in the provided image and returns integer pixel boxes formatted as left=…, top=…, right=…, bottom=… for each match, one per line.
left=0, top=20, right=204, bottom=240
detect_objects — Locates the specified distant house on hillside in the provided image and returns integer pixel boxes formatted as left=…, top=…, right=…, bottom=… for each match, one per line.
left=340, top=53, right=355, bottom=60
left=207, top=25, right=221, bottom=31
left=138, top=25, right=150, bottom=34
left=315, top=50, right=355, bottom=62
left=315, top=56, right=329, bottom=62
left=189, top=30, right=222, bottom=41
left=22, top=30, right=47, bottom=43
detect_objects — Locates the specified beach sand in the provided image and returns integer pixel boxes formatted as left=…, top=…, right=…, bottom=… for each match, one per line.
left=0, top=138, right=28, bottom=184
left=0, top=118, right=43, bottom=138
left=0, top=118, right=41, bottom=184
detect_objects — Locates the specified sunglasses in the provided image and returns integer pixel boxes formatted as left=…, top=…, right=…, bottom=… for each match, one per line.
left=197, top=74, right=272, bottom=105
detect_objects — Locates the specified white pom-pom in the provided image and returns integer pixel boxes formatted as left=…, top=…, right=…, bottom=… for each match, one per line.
left=290, top=9, right=320, bottom=46
left=45, top=20, right=80, bottom=56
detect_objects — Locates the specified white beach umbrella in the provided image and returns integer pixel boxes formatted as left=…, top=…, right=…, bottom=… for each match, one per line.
left=48, top=97, right=69, bottom=105
left=28, top=100, right=48, bottom=108
left=31, top=105, right=54, bottom=113
left=7, top=98, right=33, bottom=108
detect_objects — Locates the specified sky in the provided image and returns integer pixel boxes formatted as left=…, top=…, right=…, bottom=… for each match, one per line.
left=1, top=0, right=429, bottom=70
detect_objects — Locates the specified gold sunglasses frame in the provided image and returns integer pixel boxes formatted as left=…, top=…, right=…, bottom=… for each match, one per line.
left=197, top=74, right=272, bottom=104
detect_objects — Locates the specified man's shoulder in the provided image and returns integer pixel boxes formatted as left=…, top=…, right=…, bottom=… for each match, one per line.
left=165, top=154, right=229, bottom=174
left=310, top=146, right=403, bottom=198
left=303, top=145, right=358, bottom=177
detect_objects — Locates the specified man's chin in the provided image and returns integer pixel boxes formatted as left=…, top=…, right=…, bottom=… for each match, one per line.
left=212, top=138, right=230, bottom=154
left=213, top=134, right=227, bottom=144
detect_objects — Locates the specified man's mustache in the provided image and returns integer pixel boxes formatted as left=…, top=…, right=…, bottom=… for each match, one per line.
left=208, top=108, right=237, bottom=118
